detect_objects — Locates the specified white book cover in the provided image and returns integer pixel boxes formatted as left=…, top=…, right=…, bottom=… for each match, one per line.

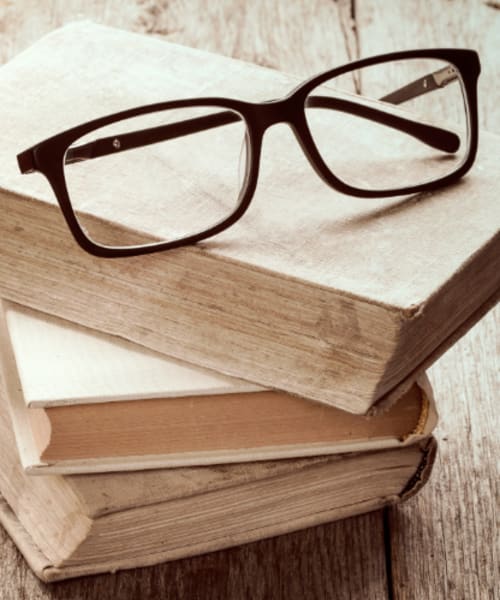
left=0, top=300, right=437, bottom=475
left=4, top=302, right=263, bottom=408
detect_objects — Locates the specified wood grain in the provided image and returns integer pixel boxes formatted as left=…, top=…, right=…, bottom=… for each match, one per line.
left=356, top=0, right=500, bottom=132
left=388, top=310, right=499, bottom=600
left=0, top=512, right=388, bottom=600
left=355, top=1, right=500, bottom=598
left=0, top=0, right=353, bottom=75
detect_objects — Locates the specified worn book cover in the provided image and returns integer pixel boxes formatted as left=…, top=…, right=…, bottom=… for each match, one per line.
left=0, top=301, right=437, bottom=473
left=0, top=23, right=498, bottom=414
left=0, top=386, right=437, bottom=582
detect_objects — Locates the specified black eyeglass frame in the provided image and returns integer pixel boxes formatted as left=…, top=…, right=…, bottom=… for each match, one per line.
left=17, top=48, right=480, bottom=258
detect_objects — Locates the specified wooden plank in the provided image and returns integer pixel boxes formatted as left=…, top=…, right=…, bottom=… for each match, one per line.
left=0, top=1, right=389, bottom=599
left=0, top=0, right=352, bottom=77
left=356, top=0, right=500, bottom=131
left=0, top=513, right=388, bottom=600
left=0, top=0, right=134, bottom=65
left=135, top=0, right=353, bottom=77
left=354, top=1, right=500, bottom=597
left=387, top=310, right=499, bottom=600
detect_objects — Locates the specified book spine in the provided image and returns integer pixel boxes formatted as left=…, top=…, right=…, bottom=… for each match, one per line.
left=399, top=437, right=438, bottom=501
left=0, top=192, right=400, bottom=414
left=0, top=439, right=437, bottom=582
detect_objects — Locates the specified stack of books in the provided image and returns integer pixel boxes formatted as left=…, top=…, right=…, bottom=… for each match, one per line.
left=0, top=23, right=498, bottom=582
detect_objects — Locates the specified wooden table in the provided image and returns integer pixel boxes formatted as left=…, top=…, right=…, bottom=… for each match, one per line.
left=0, top=2, right=498, bottom=598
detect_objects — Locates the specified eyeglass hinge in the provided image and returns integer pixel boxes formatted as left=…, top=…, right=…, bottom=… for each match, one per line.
left=432, top=66, right=458, bottom=88
left=17, top=149, right=37, bottom=174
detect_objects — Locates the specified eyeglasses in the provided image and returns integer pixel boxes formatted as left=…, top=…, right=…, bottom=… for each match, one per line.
left=17, top=48, right=480, bottom=258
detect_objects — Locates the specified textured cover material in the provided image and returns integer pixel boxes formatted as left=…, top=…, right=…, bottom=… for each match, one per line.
left=0, top=23, right=498, bottom=413
left=0, top=368, right=438, bottom=583
left=4, top=301, right=263, bottom=406
left=0, top=301, right=437, bottom=473
left=0, top=442, right=437, bottom=583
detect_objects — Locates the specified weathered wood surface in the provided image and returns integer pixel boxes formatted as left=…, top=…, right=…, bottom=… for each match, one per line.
left=354, top=4, right=500, bottom=598
left=0, top=1, right=498, bottom=598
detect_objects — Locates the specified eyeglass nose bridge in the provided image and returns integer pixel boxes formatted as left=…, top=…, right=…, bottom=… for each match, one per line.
left=248, top=96, right=304, bottom=132
left=245, top=95, right=334, bottom=190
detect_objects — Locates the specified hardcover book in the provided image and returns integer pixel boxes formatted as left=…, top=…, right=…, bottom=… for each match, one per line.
left=0, top=390, right=437, bottom=582
left=0, top=23, right=498, bottom=413
left=0, top=301, right=436, bottom=473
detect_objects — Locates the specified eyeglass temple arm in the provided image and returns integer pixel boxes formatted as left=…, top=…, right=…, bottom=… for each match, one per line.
left=62, top=93, right=458, bottom=167
left=63, top=111, right=237, bottom=165
left=379, top=65, right=459, bottom=105
left=307, top=96, right=459, bottom=152
left=18, top=66, right=460, bottom=173
left=58, top=67, right=461, bottom=169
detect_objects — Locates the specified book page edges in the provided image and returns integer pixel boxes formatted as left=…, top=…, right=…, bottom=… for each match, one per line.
left=0, top=493, right=391, bottom=582
left=0, top=297, right=435, bottom=473
left=0, top=300, right=49, bottom=470
left=0, top=189, right=497, bottom=413
left=2, top=300, right=265, bottom=409
left=0, top=436, right=436, bottom=582
left=21, top=380, right=436, bottom=474
left=23, top=433, right=430, bottom=474
left=368, top=285, right=500, bottom=416
left=399, top=372, right=438, bottom=442
left=398, top=436, right=438, bottom=500
left=1, top=290, right=436, bottom=473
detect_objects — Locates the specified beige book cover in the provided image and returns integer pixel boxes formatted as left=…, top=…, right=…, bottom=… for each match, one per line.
left=0, top=301, right=436, bottom=473
left=0, top=388, right=437, bottom=582
left=0, top=23, right=498, bottom=414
